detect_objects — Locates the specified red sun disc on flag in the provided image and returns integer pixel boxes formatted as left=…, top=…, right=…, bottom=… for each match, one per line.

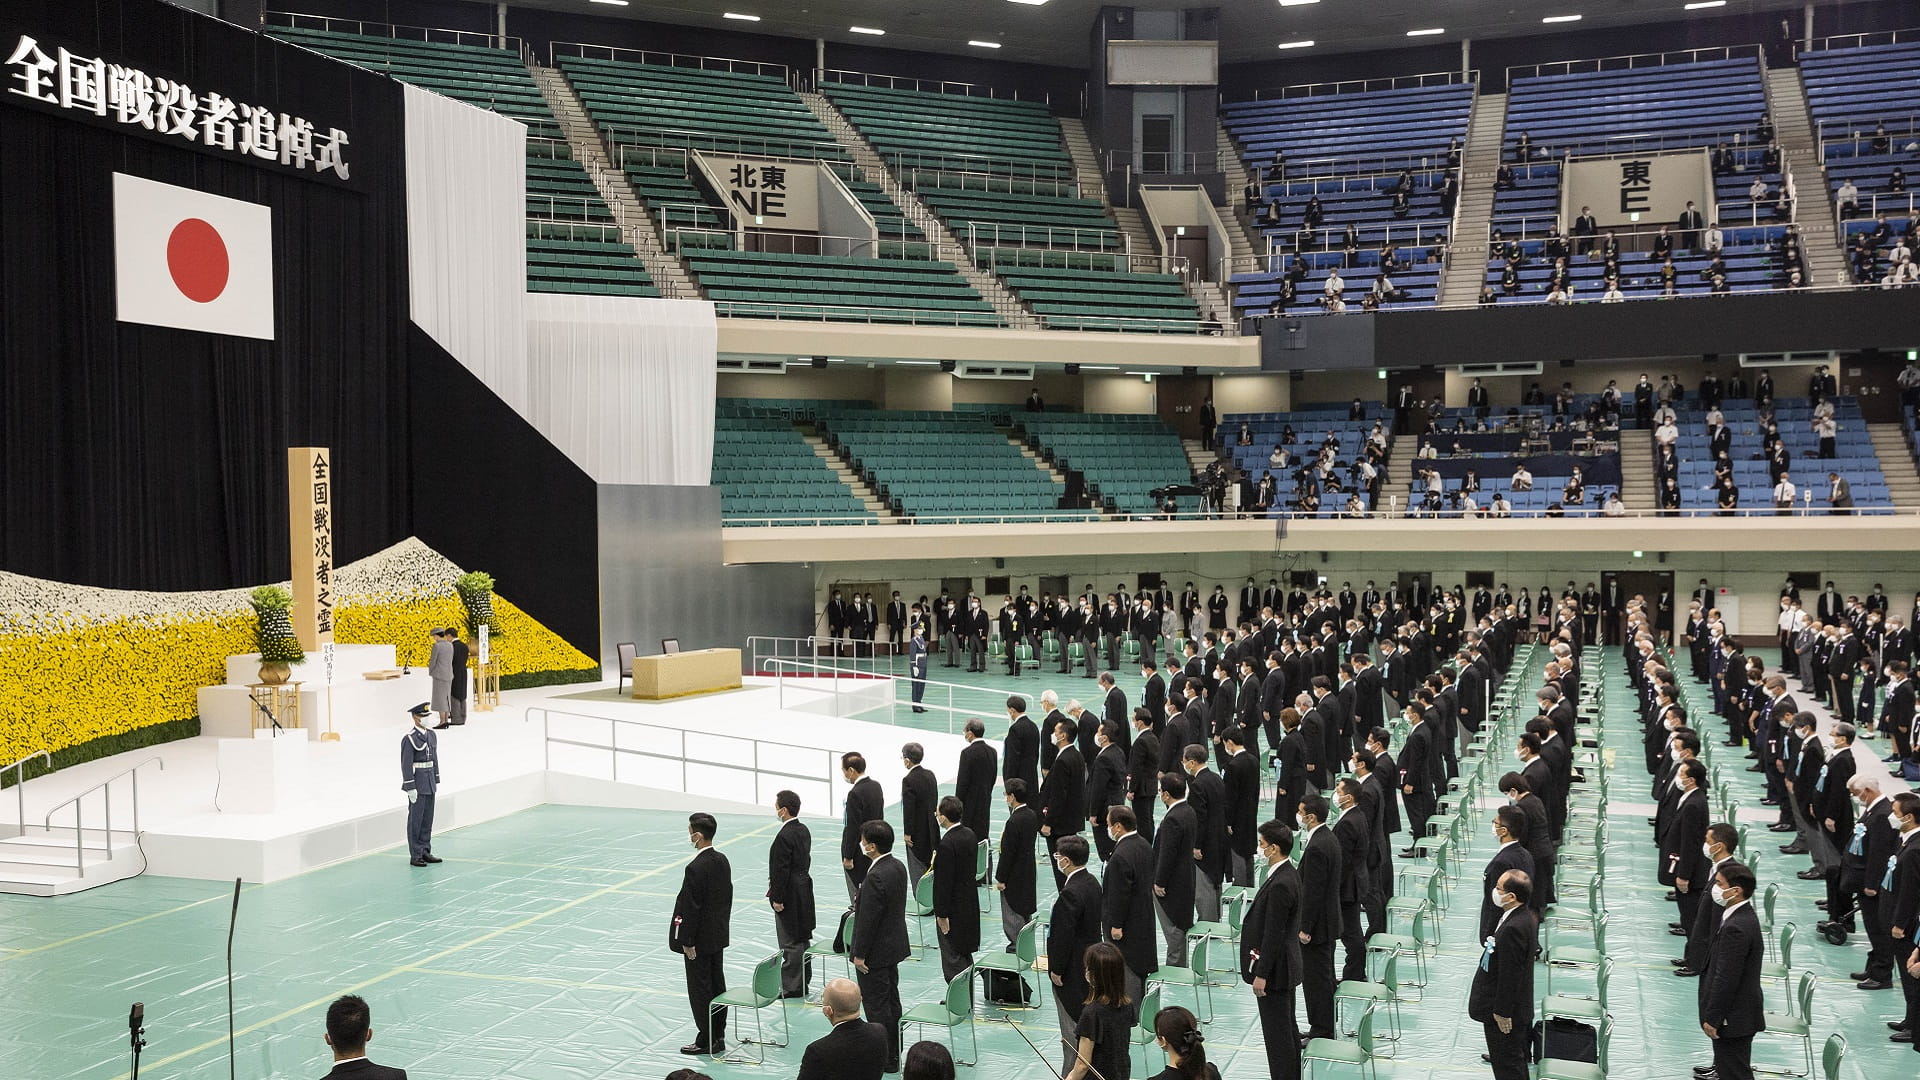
left=166, top=218, right=230, bottom=304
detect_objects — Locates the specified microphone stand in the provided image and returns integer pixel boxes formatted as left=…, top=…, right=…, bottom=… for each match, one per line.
left=249, top=693, right=283, bottom=737
left=128, top=1003, right=146, bottom=1080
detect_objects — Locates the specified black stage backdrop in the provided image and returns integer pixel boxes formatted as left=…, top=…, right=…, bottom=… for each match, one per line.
left=0, top=0, right=599, bottom=657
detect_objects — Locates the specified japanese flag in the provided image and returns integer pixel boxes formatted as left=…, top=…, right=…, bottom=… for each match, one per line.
left=113, top=173, right=274, bottom=340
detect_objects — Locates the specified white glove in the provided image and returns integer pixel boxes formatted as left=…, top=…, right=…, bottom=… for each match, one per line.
left=406, top=788, right=418, bottom=805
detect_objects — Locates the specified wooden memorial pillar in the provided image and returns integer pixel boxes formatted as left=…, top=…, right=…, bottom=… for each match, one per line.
left=287, top=447, right=337, bottom=653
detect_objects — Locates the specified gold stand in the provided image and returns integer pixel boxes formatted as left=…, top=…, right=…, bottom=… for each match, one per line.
left=247, top=682, right=304, bottom=734
left=474, top=657, right=501, bottom=712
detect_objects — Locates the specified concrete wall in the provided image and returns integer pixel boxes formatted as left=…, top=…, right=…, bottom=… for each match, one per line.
left=1083, top=374, right=1158, bottom=414
left=1211, top=372, right=1290, bottom=415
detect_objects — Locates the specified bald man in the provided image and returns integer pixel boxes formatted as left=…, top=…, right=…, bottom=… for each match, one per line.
left=795, top=978, right=888, bottom=1080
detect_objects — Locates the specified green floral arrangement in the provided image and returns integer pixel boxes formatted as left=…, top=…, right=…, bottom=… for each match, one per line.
left=248, top=585, right=306, bottom=663
left=454, top=571, right=502, bottom=640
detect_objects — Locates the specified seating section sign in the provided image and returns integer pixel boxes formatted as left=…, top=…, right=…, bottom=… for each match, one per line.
left=694, top=154, right=820, bottom=231
left=1561, top=150, right=1713, bottom=228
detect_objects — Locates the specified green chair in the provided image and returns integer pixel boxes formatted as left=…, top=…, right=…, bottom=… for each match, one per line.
left=1760, top=922, right=1798, bottom=1006
left=805, top=910, right=858, bottom=1000
left=975, top=840, right=992, bottom=913
left=1544, top=912, right=1608, bottom=995
left=900, top=965, right=978, bottom=1067
left=1187, top=891, right=1248, bottom=976
left=1818, top=1033, right=1847, bottom=1080
left=1758, top=970, right=1816, bottom=1077
left=1540, top=956, right=1611, bottom=1026
left=1536, top=1013, right=1611, bottom=1080
left=912, top=871, right=935, bottom=957
left=1302, top=998, right=1380, bottom=1080
left=973, top=917, right=1040, bottom=1015
left=1129, top=984, right=1164, bottom=1075
left=1145, top=933, right=1215, bottom=1022
left=1334, top=952, right=1403, bottom=1052
left=708, top=952, right=790, bottom=1064
left=1385, top=870, right=1445, bottom=941
left=1366, top=907, right=1434, bottom=994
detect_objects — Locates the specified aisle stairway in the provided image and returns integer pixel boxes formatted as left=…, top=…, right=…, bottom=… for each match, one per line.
left=1436, top=91, right=1507, bottom=306
left=528, top=64, right=698, bottom=298
left=0, top=827, right=144, bottom=896
left=1867, top=422, right=1920, bottom=509
left=1762, top=67, right=1849, bottom=288
left=1615, top=428, right=1655, bottom=510
left=801, top=429, right=896, bottom=519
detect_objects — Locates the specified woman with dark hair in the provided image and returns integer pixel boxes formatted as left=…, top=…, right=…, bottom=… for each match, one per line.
left=1149, top=1005, right=1220, bottom=1080
left=1066, top=942, right=1135, bottom=1080
left=902, top=1040, right=955, bottom=1080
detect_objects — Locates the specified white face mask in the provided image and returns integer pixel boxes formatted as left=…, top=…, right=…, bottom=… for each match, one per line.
left=1490, top=888, right=1512, bottom=909
left=1710, top=884, right=1728, bottom=907
left=1701, top=843, right=1715, bottom=861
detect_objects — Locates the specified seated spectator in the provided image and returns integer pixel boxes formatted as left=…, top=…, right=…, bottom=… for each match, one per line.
left=1479, top=285, right=1499, bottom=305
left=1755, top=113, right=1774, bottom=144
left=1884, top=255, right=1919, bottom=287
left=1600, top=231, right=1619, bottom=260
left=1359, top=292, right=1380, bottom=312
left=1513, top=131, right=1533, bottom=162
left=1260, top=200, right=1282, bottom=227
left=1489, top=492, right=1512, bottom=517
left=1460, top=491, right=1480, bottom=516
left=1892, top=166, right=1908, bottom=193
left=1658, top=260, right=1678, bottom=290
left=1323, top=269, right=1345, bottom=298
left=1325, top=295, right=1348, bottom=313
left=1267, top=148, right=1286, bottom=181
left=1373, top=275, right=1405, bottom=304
left=1493, top=163, right=1515, bottom=191
left=1654, top=418, right=1678, bottom=447
left=1700, top=254, right=1727, bottom=282
left=1563, top=469, right=1586, bottom=504
left=1652, top=227, right=1673, bottom=259
left=1837, top=179, right=1858, bottom=219
left=1511, top=464, right=1533, bottom=491
left=1600, top=282, right=1625, bottom=303
left=1602, top=492, right=1625, bottom=517
left=1391, top=189, right=1411, bottom=218
left=1242, top=179, right=1261, bottom=213
left=1270, top=280, right=1296, bottom=312
left=1269, top=445, right=1289, bottom=469
left=1785, top=268, right=1807, bottom=289
left=1546, top=284, right=1571, bottom=305
left=1390, top=168, right=1414, bottom=195
left=1281, top=424, right=1297, bottom=444
left=1544, top=502, right=1565, bottom=518
left=1236, top=422, right=1253, bottom=447
left=1748, top=176, right=1770, bottom=207
left=1500, top=265, right=1521, bottom=296
left=1345, top=493, right=1366, bottom=517
left=1711, top=143, right=1733, bottom=175
left=1870, top=123, right=1891, bottom=155
left=1302, top=195, right=1324, bottom=230
left=1543, top=230, right=1568, bottom=261
left=1709, top=272, right=1731, bottom=295
left=1703, top=221, right=1723, bottom=254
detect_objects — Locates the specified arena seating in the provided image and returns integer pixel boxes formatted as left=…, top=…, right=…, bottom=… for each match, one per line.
left=270, top=24, right=657, bottom=297
left=1221, top=82, right=1468, bottom=315
left=812, top=407, right=1095, bottom=521
left=1010, top=414, right=1195, bottom=515
left=712, top=409, right=874, bottom=523
left=1799, top=41, right=1919, bottom=277
left=822, top=80, right=1201, bottom=331
left=1665, top=396, right=1892, bottom=514
left=684, top=249, right=1000, bottom=324
left=1480, top=224, right=1795, bottom=301
left=1222, top=405, right=1395, bottom=515
left=1504, top=57, right=1765, bottom=159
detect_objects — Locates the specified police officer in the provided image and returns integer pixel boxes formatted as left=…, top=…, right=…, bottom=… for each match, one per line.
left=908, top=618, right=929, bottom=713
left=400, top=703, right=441, bottom=867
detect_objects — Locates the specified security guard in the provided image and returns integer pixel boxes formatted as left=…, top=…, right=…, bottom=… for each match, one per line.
left=401, top=703, right=441, bottom=867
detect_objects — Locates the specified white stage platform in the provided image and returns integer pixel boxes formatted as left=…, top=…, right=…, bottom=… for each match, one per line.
left=197, top=644, right=435, bottom=740
left=11, top=676, right=967, bottom=885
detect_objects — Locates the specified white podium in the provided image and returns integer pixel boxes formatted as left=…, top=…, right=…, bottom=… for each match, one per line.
left=199, top=644, right=433, bottom=740
left=216, top=733, right=310, bottom=814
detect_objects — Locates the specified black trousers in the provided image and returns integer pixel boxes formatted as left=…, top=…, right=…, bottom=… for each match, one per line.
left=1484, top=1017, right=1530, bottom=1080
left=1711, top=1032, right=1755, bottom=1080
left=1899, top=937, right=1920, bottom=1029
left=1532, top=853, right=1556, bottom=911
left=685, top=949, right=727, bottom=1047
left=1091, top=817, right=1116, bottom=862
left=1339, top=902, right=1367, bottom=981
left=859, top=963, right=903, bottom=1064
left=1131, top=796, right=1157, bottom=844
left=1677, top=883, right=1703, bottom=935
left=1302, top=938, right=1337, bottom=1036
left=1256, top=986, right=1302, bottom=1080
left=1403, top=791, right=1434, bottom=844
left=1860, top=892, right=1895, bottom=981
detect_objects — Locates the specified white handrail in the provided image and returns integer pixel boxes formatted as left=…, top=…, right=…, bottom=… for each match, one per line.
left=41, top=757, right=164, bottom=877
left=525, top=707, right=841, bottom=802
left=3, top=750, right=51, bottom=837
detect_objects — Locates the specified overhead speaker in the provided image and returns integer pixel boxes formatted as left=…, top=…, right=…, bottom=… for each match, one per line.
left=939, top=359, right=956, bottom=372
left=811, top=357, right=828, bottom=369
left=1183, top=366, right=1198, bottom=377
left=1065, top=363, right=1081, bottom=375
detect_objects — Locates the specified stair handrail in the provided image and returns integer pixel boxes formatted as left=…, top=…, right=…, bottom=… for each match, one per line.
left=3, top=750, right=51, bottom=835
left=42, top=756, right=164, bottom=878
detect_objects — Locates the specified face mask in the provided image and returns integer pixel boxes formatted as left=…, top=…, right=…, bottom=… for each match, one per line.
left=1490, top=888, right=1512, bottom=909
left=1710, top=884, right=1728, bottom=906
left=1701, top=843, right=1715, bottom=861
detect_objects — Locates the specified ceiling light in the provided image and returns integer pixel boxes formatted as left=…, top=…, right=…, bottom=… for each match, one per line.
left=1278, top=0, right=1321, bottom=6
left=1406, top=28, right=1445, bottom=37
left=1684, top=1, right=1726, bottom=8
left=1081, top=365, right=1119, bottom=371
left=1277, top=40, right=1316, bottom=50
left=722, top=12, right=761, bottom=21
left=849, top=26, right=886, bottom=36
left=968, top=40, right=1003, bottom=49
left=589, top=0, right=629, bottom=6
left=897, top=360, right=940, bottom=366
left=1542, top=14, right=1582, bottom=23
left=1004, top=0, right=1051, bottom=6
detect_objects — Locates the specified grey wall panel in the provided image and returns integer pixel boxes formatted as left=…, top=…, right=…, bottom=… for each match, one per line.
left=596, top=485, right=814, bottom=671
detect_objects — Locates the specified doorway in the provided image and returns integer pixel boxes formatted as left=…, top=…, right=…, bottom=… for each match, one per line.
left=1157, top=374, right=1213, bottom=441
left=1608, top=569, right=1675, bottom=640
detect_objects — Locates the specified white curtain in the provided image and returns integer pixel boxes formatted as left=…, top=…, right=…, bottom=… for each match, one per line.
left=403, top=83, right=529, bottom=413
left=525, top=294, right=717, bottom=485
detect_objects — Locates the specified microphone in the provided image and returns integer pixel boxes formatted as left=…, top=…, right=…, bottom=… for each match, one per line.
left=129, top=1002, right=143, bottom=1033
left=128, top=1001, right=146, bottom=1079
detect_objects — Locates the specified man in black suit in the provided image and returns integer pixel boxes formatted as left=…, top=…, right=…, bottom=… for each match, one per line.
left=1276, top=707, right=1313, bottom=822
left=1040, top=717, right=1086, bottom=887
left=1887, top=791, right=1920, bottom=1042
left=851, top=820, right=911, bottom=1074
left=1842, top=777, right=1897, bottom=988
left=1101, top=805, right=1160, bottom=1002
left=672, top=812, right=733, bottom=1057
left=965, top=596, right=990, bottom=672
left=1047, top=835, right=1103, bottom=1075
left=1499, top=773, right=1554, bottom=913
left=1184, top=744, right=1230, bottom=924
left=1470, top=870, right=1538, bottom=1080
left=1699, top=862, right=1767, bottom=1080
left=321, top=995, right=407, bottom=1080
left=1664, top=760, right=1711, bottom=934
left=931, top=796, right=980, bottom=983
left=1261, top=650, right=1290, bottom=750
left=1399, top=703, right=1436, bottom=855
left=1003, top=695, right=1040, bottom=794
left=1479, top=806, right=1536, bottom=943
left=1351, top=749, right=1394, bottom=934
left=955, top=719, right=997, bottom=881
left=994, top=780, right=1039, bottom=948
left=842, top=753, right=884, bottom=901
left=1153, top=771, right=1199, bottom=967
left=769, top=790, right=816, bottom=999
left=1679, top=823, right=1740, bottom=976
left=794, top=978, right=889, bottom=1080
left=1296, top=792, right=1343, bottom=1042
left=900, top=743, right=938, bottom=882
left=1244, top=819, right=1304, bottom=1080
left=1129, top=708, right=1162, bottom=843
left=1086, top=720, right=1128, bottom=862
left=1223, top=726, right=1260, bottom=886
left=1141, top=659, right=1168, bottom=732
left=1331, top=778, right=1373, bottom=981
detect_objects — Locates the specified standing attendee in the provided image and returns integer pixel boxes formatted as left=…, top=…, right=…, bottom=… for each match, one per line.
left=955, top=720, right=997, bottom=880
left=1479, top=806, right=1535, bottom=942
left=446, top=631, right=469, bottom=726
left=842, top=753, right=885, bottom=900
left=1399, top=703, right=1436, bottom=855
left=1102, top=805, right=1160, bottom=1003
left=1887, top=792, right=1920, bottom=1043
left=908, top=623, right=929, bottom=713
left=1699, top=862, right=1766, bottom=1080
left=769, top=791, right=816, bottom=999
left=851, top=821, right=911, bottom=1074
left=321, top=994, right=408, bottom=1080
left=1184, top=745, right=1229, bottom=924
left=399, top=703, right=441, bottom=868
left=931, top=796, right=980, bottom=984
left=427, top=629, right=454, bottom=728
left=1153, top=771, right=1199, bottom=968
left=672, top=813, right=733, bottom=1057
left=1223, top=727, right=1261, bottom=887
left=1296, top=793, right=1342, bottom=1042
left=1470, top=870, right=1538, bottom=1080
left=900, top=743, right=938, bottom=882
left=1048, top=835, right=1104, bottom=1075
left=1041, top=717, right=1087, bottom=885
left=994, top=780, right=1039, bottom=949
left=794, top=979, right=888, bottom=1080
left=1065, top=943, right=1137, bottom=1080
left=1331, top=778, right=1373, bottom=981
left=1150, top=1006, right=1219, bottom=1080
left=1840, top=777, right=1896, bottom=988
left=1130, top=707, right=1163, bottom=844
left=1004, top=696, right=1041, bottom=795
left=1088, top=722, right=1130, bottom=863
left=1244, top=820, right=1303, bottom=1080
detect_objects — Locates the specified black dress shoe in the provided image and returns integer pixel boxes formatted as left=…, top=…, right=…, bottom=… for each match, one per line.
left=1768, top=823, right=1795, bottom=833
left=1893, top=1030, right=1915, bottom=1043
left=1675, top=966, right=1702, bottom=977
left=1665, top=890, right=1680, bottom=900
left=1671, top=957, right=1689, bottom=966
left=1890, top=1022, right=1910, bottom=1031
left=422, top=855, right=443, bottom=864
left=1796, top=867, right=1823, bottom=880
left=1694, top=1068, right=1718, bottom=1080
left=1815, top=900, right=1829, bottom=910
left=1858, top=979, right=1892, bottom=990
left=1669, top=926, right=1689, bottom=936
left=1849, top=970, right=1869, bottom=980
left=410, top=858, right=428, bottom=867
left=679, top=1044, right=709, bottom=1056
left=1747, top=765, right=1765, bottom=773
left=1722, top=740, right=1742, bottom=747
left=1669, top=922, right=1684, bottom=930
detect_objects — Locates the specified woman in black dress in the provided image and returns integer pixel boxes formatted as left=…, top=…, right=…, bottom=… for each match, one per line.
left=1148, top=1005, right=1221, bottom=1080
left=1066, top=943, right=1136, bottom=1080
